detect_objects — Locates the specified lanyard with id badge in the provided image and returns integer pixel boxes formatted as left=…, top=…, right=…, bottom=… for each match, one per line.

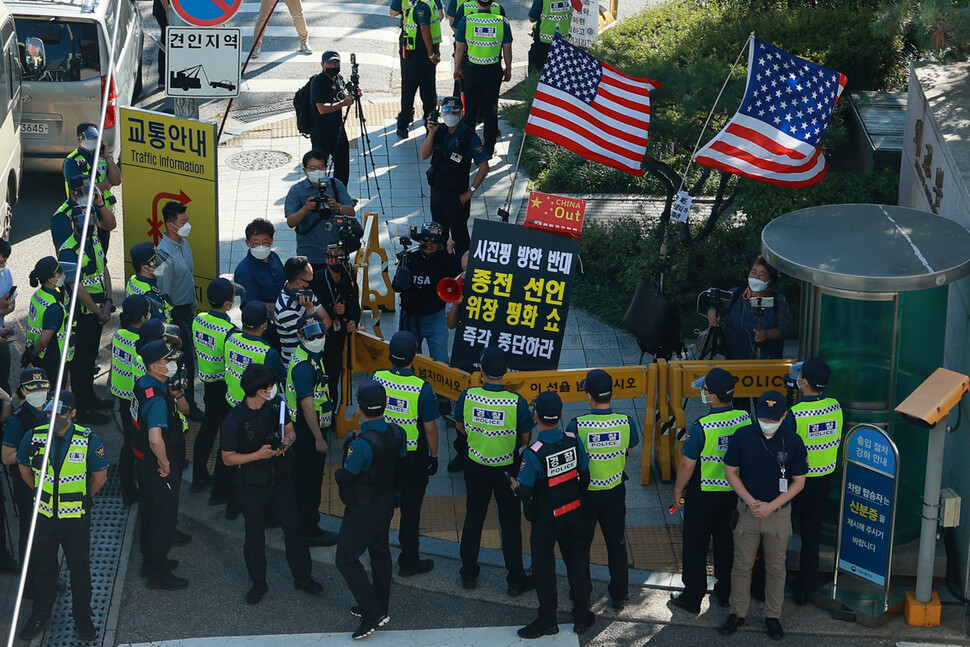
left=761, top=434, right=788, bottom=493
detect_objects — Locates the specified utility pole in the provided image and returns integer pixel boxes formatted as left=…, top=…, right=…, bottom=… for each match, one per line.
left=168, top=9, right=199, bottom=119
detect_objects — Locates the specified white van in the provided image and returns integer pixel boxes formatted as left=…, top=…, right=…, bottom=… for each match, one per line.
left=0, top=1, right=21, bottom=239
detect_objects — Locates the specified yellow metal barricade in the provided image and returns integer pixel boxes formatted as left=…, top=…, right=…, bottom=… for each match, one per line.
left=354, top=211, right=395, bottom=338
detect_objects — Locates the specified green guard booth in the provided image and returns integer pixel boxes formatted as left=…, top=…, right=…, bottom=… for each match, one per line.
left=762, top=204, right=970, bottom=544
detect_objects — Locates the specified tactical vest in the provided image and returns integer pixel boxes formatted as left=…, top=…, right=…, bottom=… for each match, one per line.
left=537, top=0, right=572, bottom=43
left=193, top=311, right=237, bottom=382
left=698, top=410, right=750, bottom=492
left=59, top=232, right=106, bottom=314
left=457, top=0, right=501, bottom=20
left=427, top=125, right=475, bottom=192
left=464, top=12, right=504, bottom=65
left=373, top=370, right=424, bottom=452
left=528, top=432, right=582, bottom=521
left=126, top=274, right=173, bottom=322
left=27, top=424, right=90, bottom=519
left=110, top=327, right=140, bottom=400
left=9, top=404, right=40, bottom=448
left=130, top=378, right=185, bottom=466
left=26, top=287, right=76, bottom=362
left=792, top=397, right=843, bottom=476
left=340, top=423, right=404, bottom=506
left=403, top=0, right=442, bottom=49
left=64, top=149, right=116, bottom=208
left=285, top=346, right=333, bottom=429
left=233, top=397, right=292, bottom=488
left=462, top=387, right=518, bottom=467
left=225, top=333, right=273, bottom=407
left=575, top=412, right=630, bottom=491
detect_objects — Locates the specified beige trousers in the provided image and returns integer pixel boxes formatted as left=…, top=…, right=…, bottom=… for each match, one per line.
left=729, top=501, right=792, bottom=619
left=254, top=0, right=308, bottom=47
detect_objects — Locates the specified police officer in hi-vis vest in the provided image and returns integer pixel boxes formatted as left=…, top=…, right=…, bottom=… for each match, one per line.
left=62, top=123, right=121, bottom=249
left=51, top=173, right=117, bottom=253
left=372, top=331, right=440, bottom=576
left=568, top=369, right=640, bottom=611
left=455, top=346, right=534, bottom=594
left=394, top=0, right=442, bottom=139
left=16, top=391, right=108, bottom=642
left=787, top=357, right=842, bottom=605
left=527, top=0, right=572, bottom=73
left=25, top=257, right=75, bottom=385
left=127, top=242, right=174, bottom=323
left=511, top=391, right=594, bottom=639
left=670, top=368, right=750, bottom=614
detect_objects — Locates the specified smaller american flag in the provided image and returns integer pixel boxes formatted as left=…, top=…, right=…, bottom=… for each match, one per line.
left=525, top=33, right=659, bottom=177
left=694, top=37, right=847, bottom=187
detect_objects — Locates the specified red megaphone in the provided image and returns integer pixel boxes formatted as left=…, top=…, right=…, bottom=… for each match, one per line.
left=437, top=276, right=464, bottom=303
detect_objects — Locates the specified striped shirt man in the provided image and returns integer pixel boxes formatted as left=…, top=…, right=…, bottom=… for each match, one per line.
left=274, top=286, right=321, bottom=363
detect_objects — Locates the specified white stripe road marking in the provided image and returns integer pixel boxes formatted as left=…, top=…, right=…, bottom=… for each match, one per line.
left=244, top=50, right=399, bottom=68
left=121, top=627, right=582, bottom=646
left=251, top=25, right=400, bottom=42
left=236, top=1, right=394, bottom=16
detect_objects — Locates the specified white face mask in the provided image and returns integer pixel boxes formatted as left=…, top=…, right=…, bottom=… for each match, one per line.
left=443, top=114, right=461, bottom=127
left=306, top=170, right=325, bottom=185
left=25, top=391, right=48, bottom=409
left=250, top=244, right=272, bottom=260
left=262, top=384, right=279, bottom=401
left=153, top=262, right=167, bottom=278
left=158, top=361, right=178, bottom=379
left=80, top=138, right=97, bottom=152
left=176, top=222, right=192, bottom=237
left=699, top=390, right=712, bottom=407
left=55, top=273, right=66, bottom=287
left=748, top=277, right=769, bottom=292
left=304, top=337, right=326, bottom=353
left=760, top=420, right=781, bottom=436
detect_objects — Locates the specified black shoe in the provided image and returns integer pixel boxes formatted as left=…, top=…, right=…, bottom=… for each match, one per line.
left=122, top=489, right=139, bottom=506
left=712, top=590, right=731, bottom=608
left=295, top=578, right=323, bottom=594
left=75, top=617, right=97, bottom=641
left=398, top=559, right=434, bottom=577
left=91, top=396, right=114, bottom=410
left=350, top=606, right=364, bottom=618
left=765, top=617, right=784, bottom=640
left=353, top=615, right=389, bottom=640
left=396, top=126, right=409, bottom=139
left=612, top=594, right=629, bottom=611
left=462, top=573, right=477, bottom=589
left=307, top=530, right=339, bottom=547
left=187, top=407, right=205, bottom=423
left=20, top=617, right=49, bottom=641
left=76, top=409, right=111, bottom=425
left=208, top=494, right=228, bottom=506
left=0, top=557, right=19, bottom=573
left=718, top=613, right=745, bottom=636
left=793, top=591, right=809, bottom=606
left=172, top=529, right=192, bottom=546
left=506, top=575, right=534, bottom=597
left=517, top=619, right=559, bottom=639
left=669, top=593, right=700, bottom=614
left=573, top=611, right=595, bottom=634
left=147, top=573, right=189, bottom=590
left=140, top=559, right=179, bottom=577
left=225, top=504, right=242, bottom=521
left=246, top=582, right=268, bottom=604
left=447, top=455, right=466, bottom=473
left=189, top=476, right=211, bottom=493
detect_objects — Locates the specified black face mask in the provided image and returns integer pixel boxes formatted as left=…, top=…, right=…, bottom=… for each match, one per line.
left=325, top=66, right=340, bottom=77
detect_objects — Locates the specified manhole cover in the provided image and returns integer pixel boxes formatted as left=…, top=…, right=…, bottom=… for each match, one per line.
left=225, top=150, right=292, bottom=171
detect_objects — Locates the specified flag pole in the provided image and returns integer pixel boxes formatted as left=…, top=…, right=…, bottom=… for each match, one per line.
left=497, top=130, right=528, bottom=223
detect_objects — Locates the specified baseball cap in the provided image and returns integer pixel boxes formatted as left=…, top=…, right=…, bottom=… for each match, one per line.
left=206, top=277, right=235, bottom=306
left=297, top=314, right=326, bottom=340
left=580, top=369, right=613, bottom=399
left=441, top=96, right=462, bottom=115
left=322, top=50, right=340, bottom=63
left=795, top=357, right=831, bottom=390
left=79, top=126, right=99, bottom=143
left=19, top=368, right=49, bottom=393
left=138, top=318, right=165, bottom=348
left=76, top=122, right=97, bottom=137
left=357, top=380, right=386, bottom=415
left=479, top=346, right=507, bottom=379
left=241, top=302, right=268, bottom=328
left=756, top=390, right=787, bottom=421
left=139, top=340, right=183, bottom=366
left=534, top=391, right=563, bottom=423
left=417, top=221, right=445, bottom=245
left=691, top=367, right=735, bottom=402
left=129, top=242, right=156, bottom=270
left=43, top=390, right=76, bottom=415
left=121, top=294, right=151, bottom=321
left=67, top=174, right=89, bottom=191
left=389, top=331, right=417, bottom=364
left=30, top=256, right=60, bottom=284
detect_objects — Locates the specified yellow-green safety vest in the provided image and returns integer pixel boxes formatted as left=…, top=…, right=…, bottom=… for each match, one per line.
left=373, top=370, right=424, bottom=451
left=193, top=311, right=236, bottom=382
left=461, top=387, right=519, bottom=466
left=285, top=345, right=333, bottom=428
left=457, top=0, right=500, bottom=19
left=224, top=332, right=273, bottom=407
left=126, top=274, right=173, bottom=322
left=27, top=424, right=90, bottom=519
left=698, top=409, right=750, bottom=492
left=576, top=412, right=631, bottom=491
left=26, top=287, right=76, bottom=362
left=792, top=397, right=843, bottom=477
left=110, top=327, right=140, bottom=400
left=537, top=0, right=572, bottom=43
left=464, top=12, right=504, bottom=65
left=58, top=232, right=106, bottom=315
left=404, top=0, right=442, bottom=48
left=63, top=149, right=116, bottom=208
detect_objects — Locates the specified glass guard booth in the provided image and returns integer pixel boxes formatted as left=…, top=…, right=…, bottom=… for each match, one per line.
left=762, top=204, right=970, bottom=544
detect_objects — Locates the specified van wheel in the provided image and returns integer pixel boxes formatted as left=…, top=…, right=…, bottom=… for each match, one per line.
left=0, top=202, right=11, bottom=241
left=133, top=58, right=144, bottom=101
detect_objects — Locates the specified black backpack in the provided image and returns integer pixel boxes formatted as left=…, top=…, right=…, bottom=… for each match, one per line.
left=294, top=75, right=317, bottom=137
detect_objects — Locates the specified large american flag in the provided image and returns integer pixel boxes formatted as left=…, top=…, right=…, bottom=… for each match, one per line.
left=694, top=37, right=847, bottom=187
left=525, top=33, right=659, bottom=177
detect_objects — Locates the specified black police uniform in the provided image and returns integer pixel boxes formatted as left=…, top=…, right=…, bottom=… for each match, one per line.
left=8, top=403, right=40, bottom=567
left=317, top=264, right=361, bottom=404
left=220, top=395, right=313, bottom=587
left=310, top=71, right=351, bottom=188
left=334, top=419, right=405, bottom=623
left=426, top=123, right=485, bottom=257
left=397, top=0, right=438, bottom=135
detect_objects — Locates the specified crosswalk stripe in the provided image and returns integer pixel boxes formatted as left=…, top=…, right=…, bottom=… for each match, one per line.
left=236, top=1, right=393, bottom=16
left=243, top=50, right=401, bottom=69
left=251, top=25, right=401, bottom=42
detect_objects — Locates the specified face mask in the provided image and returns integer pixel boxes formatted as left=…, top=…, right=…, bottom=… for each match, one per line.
left=306, top=170, right=325, bottom=185
left=263, top=384, right=279, bottom=401
left=80, top=139, right=97, bottom=152
left=176, top=222, right=192, bottom=237
left=325, top=66, right=340, bottom=77
left=250, top=244, right=272, bottom=260
left=699, top=390, right=712, bottom=407
left=153, top=262, right=166, bottom=278
left=55, top=273, right=66, bottom=287
left=760, top=420, right=781, bottom=436
left=748, top=277, right=769, bottom=292
left=25, top=391, right=48, bottom=409
left=304, top=337, right=326, bottom=353
left=233, top=295, right=242, bottom=309
left=158, top=361, right=178, bottom=379
left=443, top=114, right=461, bottom=127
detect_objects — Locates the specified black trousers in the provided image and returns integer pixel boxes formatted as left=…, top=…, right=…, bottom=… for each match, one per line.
left=582, top=482, right=629, bottom=602
left=30, top=514, right=91, bottom=623
left=70, top=311, right=103, bottom=409
left=528, top=40, right=551, bottom=75
left=531, top=509, right=591, bottom=627
left=399, top=50, right=436, bottom=130
left=430, top=188, right=471, bottom=258
left=310, top=130, right=350, bottom=189
left=170, top=304, right=198, bottom=409
left=292, top=418, right=327, bottom=536
left=793, top=472, right=832, bottom=595
left=193, top=381, right=230, bottom=483
left=238, top=477, right=312, bottom=585
left=0, top=343, right=11, bottom=396
left=322, top=330, right=348, bottom=406
left=397, top=452, right=429, bottom=567
left=117, top=397, right=137, bottom=499
left=11, top=474, right=34, bottom=566
left=460, top=460, right=525, bottom=582
left=453, top=431, right=468, bottom=460
left=136, top=459, right=181, bottom=578
left=461, top=65, right=502, bottom=153
left=681, top=488, right=736, bottom=605
left=152, top=0, right=168, bottom=82
left=336, top=492, right=395, bottom=622
left=34, top=349, right=65, bottom=388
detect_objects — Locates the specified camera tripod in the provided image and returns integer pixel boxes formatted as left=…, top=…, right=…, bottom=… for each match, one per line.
left=336, top=54, right=387, bottom=216
left=696, top=323, right=722, bottom=360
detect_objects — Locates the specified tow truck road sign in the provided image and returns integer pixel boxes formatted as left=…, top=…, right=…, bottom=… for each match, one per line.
left=166, top=28, right=241, bottom=98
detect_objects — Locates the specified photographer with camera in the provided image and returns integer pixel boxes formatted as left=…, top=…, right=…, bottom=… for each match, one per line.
left=421, top=97, right=490, bottom=258
left=706, top=256, right=793, bottom=362
left=275, top=257, right=333, bottom=364
left=318, top=245, right=360, bottom=405
left=311, top=52, right=354, bottom=187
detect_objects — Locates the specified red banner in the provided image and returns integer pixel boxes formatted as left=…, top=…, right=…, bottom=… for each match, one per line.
left=523, top=192, right=585, bottom=240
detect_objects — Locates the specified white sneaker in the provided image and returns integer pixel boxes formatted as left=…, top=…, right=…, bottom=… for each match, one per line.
left=300, top=42, right=313, bottom=55
left=251, top=44, right=261, bottom=59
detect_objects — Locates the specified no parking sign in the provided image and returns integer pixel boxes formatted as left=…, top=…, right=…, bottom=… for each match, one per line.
left=171, top=0, right=243, bottom=27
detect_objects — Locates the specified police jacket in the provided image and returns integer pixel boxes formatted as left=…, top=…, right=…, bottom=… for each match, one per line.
left=130, top=376, right=185, bottom=467
left=230, top=396, right=293, bottom=489
left=335, top=419, right=405, bottom=507
left=427, top=124, right=476, bottom=193
left=396, top=248, right=462, bottom=316
left=515, top=428, right=589, bottom=522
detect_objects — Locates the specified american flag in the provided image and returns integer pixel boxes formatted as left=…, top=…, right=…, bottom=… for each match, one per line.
left=525, top=33, right=659, bottom=177
left=694, top=37, right=847, bottom=187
